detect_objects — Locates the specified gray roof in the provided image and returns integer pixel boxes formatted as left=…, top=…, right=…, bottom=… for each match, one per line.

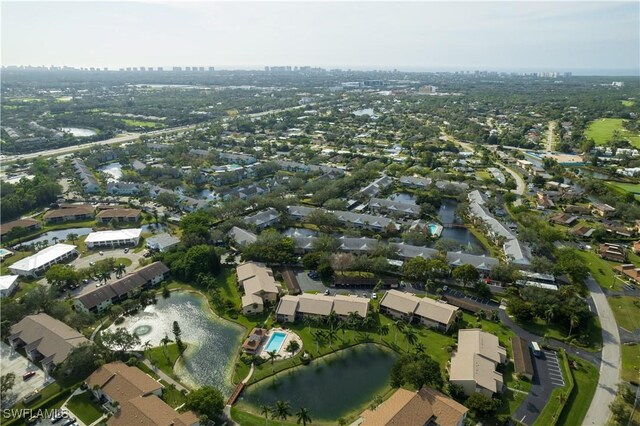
left=358, top=175, right=393, bottom=197
left=399, top=175, right=432, bottom=187
left=244, top=207, right=281, bottom=227
left=228, top=226, right=258, bottom=245
left=369, top=197, right=421, bottom=216
left=146, top=233, right=180, bottom=249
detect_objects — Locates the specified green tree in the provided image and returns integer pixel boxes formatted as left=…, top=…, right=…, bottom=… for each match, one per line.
left=286, top=339, right=300, bottom=358
left=272, top=400, right=292, bottom=421
left=1, top=373, right=16, bottom=399
left=173, top=321, right=184, bottom=352
left=260, top=404, right=271, bottom=426
left=296, top=407, right=312, bottom=426
left=266, top=350, right=280, bottom=372
left=185, top=386, right=225, bottom=419
left=452, top=264, right=480, bottom=287
left=45, top=264, right=80, bottom=290
left=101, top=328, right=141, bottom=354
left=465, top=392, right=498, bottom=418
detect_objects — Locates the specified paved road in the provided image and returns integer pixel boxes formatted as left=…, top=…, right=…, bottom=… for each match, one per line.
left=546, top=121, right=555, bottom=152
left=497, top=162, right=526, bottom=196
left=5, top=104, right=310, bottom=163
left=582, top=276, right=621, bottom=426
left=514, top=348, right=566, bottom=425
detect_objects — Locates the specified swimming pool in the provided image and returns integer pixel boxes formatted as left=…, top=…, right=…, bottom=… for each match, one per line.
left=264, top=331, right=287, bottom=353
left=428, top=224, right=438, bottom=235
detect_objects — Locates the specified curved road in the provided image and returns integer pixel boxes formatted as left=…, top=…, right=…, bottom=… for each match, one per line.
left=582, top=276, right=621, bottom=426
left=497, top=162, right=526, bottom=196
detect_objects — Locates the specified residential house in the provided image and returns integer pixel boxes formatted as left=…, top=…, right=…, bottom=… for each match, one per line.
left=369, top=197, right=421, bottom=218
left=236, top=262, right=280, bottom=315
left=379, top=290, right=459, bottom=331
left=448, top=329, right=506, bottom=397
left=146, top=233, right=180, bottom=252
left=0, top=218, right=41, bottom=238
left=614, top=264, right=640, bottom=284
left=43, top=205, right=94, bottom=224
left=357, top=175, right=393, bottom=198
left=9, top=313, right=90, bottom=373
left=564, top=205, right=590, bottom=215
left=0, top=275, right=19, bottom=298
left=85, top=228, right=142, bottom=249
left=106, top=182, right=140, bottom=196
left=399, top=175, right=432, bottom=189
left=359, top=387, right=468, bottom=426
left=570, top=224, right=595, bottom=238
left=227, top=226, right=258, bottom=248
left=549, top=213, right=578, bottom=226
left=96, top=208, right=141, bottom=224
left=74, top=262, right=170, bottom=313
left=86, top=362, right=199, bottom=426
left=9, top=244, right=78, bottom=277
left=591, top=202, right=616, bottom=218
left=276, top=293, right=369, bottom=323
left=598, top=243, right=626, bottom=263
left=244, top=207, right=281, bottom=230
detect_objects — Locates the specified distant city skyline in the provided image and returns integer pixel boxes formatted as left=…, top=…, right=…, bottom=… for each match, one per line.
left=2, top=1, right=638, bottom=76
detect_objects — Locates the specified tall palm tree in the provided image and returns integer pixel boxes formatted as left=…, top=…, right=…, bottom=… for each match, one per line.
left=403, top=328, right=417, bottom=351
left=260, top=404, right=271, bottom=426
left=142, top=340, right=152, bottom=353
left=347, top=311, right=362, bottom=330
left=312, top=330, right=325, bottom=353
left=414, top=342, right=426, bottom=354
left=52, top=236, right=59, bottom=245
left=378, top=324, right=390, bottom=337
left=160, top=334, right=173, bottom=362
left=266, top=350, right=280, bottom=372
left=116, top=263, right=126, bottom=278
left=325, top=328, right=337, bottom=349
left=66, top=233, right=78, bottom=244
left=296, top=407, right=312, bottom=426
left=303, top=316, right=315, bottom=333
left=568, top=313, right=579, bottom=336
left=393, top=320, right=405, bottom=345
left=272, top=400, right=291, bottom=421
left=545, top=307, right=555, bottom=325
left=326, top=311, right=338, bottom=332
left=361, top=315, right=375, bottom=331
left=337, top=320, right=347, bottom=345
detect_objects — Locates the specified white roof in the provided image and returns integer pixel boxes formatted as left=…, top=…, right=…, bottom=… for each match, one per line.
left=0, top=275, right=19, bottom=290
left=85, top=228, right=142, bottom=244
left=10, top=244, right=77, bottom=273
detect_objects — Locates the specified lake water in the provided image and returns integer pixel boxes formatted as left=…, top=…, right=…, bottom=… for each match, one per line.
left=241, top=344, right=396, bottom=420
left=60, top=127, right=97, bottom=137
left=99, top=163, right=123, bottom=182
left=17, top=227, right=93, bottom=248
left=284, top=227, right=318, bottom=238
left=388, top=192, right=417, bottom=204
left=108, top=291, right=243, bottom=393
left=434, top=199, right=487, bottom=254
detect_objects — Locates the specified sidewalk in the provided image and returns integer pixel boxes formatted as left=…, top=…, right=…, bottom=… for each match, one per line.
left=140, top=358, right=189, bottom=393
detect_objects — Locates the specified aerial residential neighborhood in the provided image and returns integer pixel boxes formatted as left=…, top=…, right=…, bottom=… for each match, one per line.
left=0, top=2, right=639, bottom=426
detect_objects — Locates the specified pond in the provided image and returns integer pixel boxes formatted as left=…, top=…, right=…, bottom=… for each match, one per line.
left=434, top=199, right=487, bottom=254
left=199, top=189, right=219, bottom=201
left=284, top=227, right=318, bottom=238
left=240, top=344, right=396, bottom=421
left=60, top=127, right=97, bottom=137
left=17, top=227, right=93, bottom=248
left=107, top=291, right=243, bottom=393
left=387, top=192, right=417, bottom=204
left=99, top=163, right=123, bottom=182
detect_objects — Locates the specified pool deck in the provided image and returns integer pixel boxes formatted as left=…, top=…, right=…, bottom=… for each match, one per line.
left=257, top=328, right=302, bottom=360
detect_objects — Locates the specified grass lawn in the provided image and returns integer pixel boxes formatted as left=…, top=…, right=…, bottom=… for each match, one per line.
left=620, top=343, right=640, bottom=383
left=66, top=392, right=104, bottom=424
left=621, top=100, right=635, bottom=107
left=113, top=257, right=133, bottom=267
left=608, top=296, right=640, bottom=331
left=159, top=380, right=187, bottom=408
left=231, top=406, right=297, bottom=426
left=515, top=314, right=602, bottom=351
left=584, top=118, right=640, bottom=148
left=467, top=225, right=502, bottom=258
left=476, top=170, right=492, bottom=181
left=122, top=118, right=163, bottom=128
left=145, top=343, right=184, bottom=378
left=575, top=250, right=624, bottom=291
left=556, top=356, right=598, bottom=426
left=0, top=250, right=34, bottom=275
left=605, top=181, right=640, bottom=195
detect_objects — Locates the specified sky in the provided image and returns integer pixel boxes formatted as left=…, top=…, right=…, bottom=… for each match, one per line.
left=1, top=1, right=639, bottom=75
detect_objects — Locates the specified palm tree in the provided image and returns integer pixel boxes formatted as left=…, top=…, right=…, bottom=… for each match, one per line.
left=414, top=342, right=426, bottom=354
left=116, top=263, right=126, bottom=278
left=337, top=320, right=347, bottom=345
left=347, top=311, right=362, bottom=330
left=476, top=310, right=487, bottom=321
left=272, top=400, right=291, bottom=421
left=568, top=313, right=579, bottom=336
left=286, top=340, right=300, bottom=358
left=142, top=340, right=152, bottom=354
left=260, top=404, right=271, bottom=426
left=393, top=320, right=405, bottom=345
left=403, top=328, right=417, bottom=351
left=545, top=307, right=555, bottom=325
left=377, top=324, right=389, bottom=338
left=303, top=316, right=315, bottom=333
left=325, top=328, right=337, bottom=349
left=160, top=334, right=173, bottom=362
left=557, top=392, right=567, bottom=405
left=361, top=315, right=375, bottom=331
left=266, top=350, right=280, bottom=372
left=326, top=311, right=339, bottom=332
left=296, top=407, right=312, bottom=426
left=52, top=236, right=59, bottom=245
left=312, top=330, right=325, bottom=354
left=66, top=233, right=78, bottom=244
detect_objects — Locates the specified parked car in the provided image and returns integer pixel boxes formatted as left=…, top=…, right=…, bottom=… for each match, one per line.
left=124, top=248, right=129, bottom=253
left=99, top=251, right=104, bottom=256
left=372, top=293, right=377, bottom=299
left=324, top=289, right=330, bottom=295
left=22, top=371, right=36, bottom=380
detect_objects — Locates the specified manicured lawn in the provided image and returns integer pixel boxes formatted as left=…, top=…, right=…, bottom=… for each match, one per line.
left=605, top=181, right=640, bottom=195
left=122, top=118, right=163, bottom=128
left=467, top=225, right=501, bottom=257
left=476, top=170, right=492, bottom=181
left=66, top=392, right=104, bottom=424
left=145, top=343, right=184, bottom=378
left=0, top=250, right=34, bottom=275
left=620, top=343, right=640, bottom=383
left=621, top=100, right=635, bottom=107
left=557, top=356, right=598, bottom=426
left=515, top=315, right=602, bottom=351
left=159, top=380, right=187, bottom=408
left=575, top=250, right=624, bottom=291
left=584, top=118, right=640, bottom=148
left=608, top=296, right=640, bottom=331
left=231, top=406, right=297, bottom=426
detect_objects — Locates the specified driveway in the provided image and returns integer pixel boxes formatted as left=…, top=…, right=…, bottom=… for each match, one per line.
left=582, top=276, right=621, bottom=426
left=68, top=248, right=143, bottom=297
left=294, top=270, right=327, bottom=293
left=514, top=349, right=566, bottom=425
left=0, top=342, right=53, bottom=408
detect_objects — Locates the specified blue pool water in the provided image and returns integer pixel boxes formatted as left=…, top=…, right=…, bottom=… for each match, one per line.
left=428, top=224, right=438, bottom=234
left=265, top=332, right=286, bottom=353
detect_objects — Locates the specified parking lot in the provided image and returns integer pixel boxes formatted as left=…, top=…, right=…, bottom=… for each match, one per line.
left=514, top=348, right=565, bottom=425
left=0, top=342, right=52, bottom=408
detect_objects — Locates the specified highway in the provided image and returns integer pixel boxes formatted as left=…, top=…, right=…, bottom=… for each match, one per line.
left=3, top=104, right=309, bottom=163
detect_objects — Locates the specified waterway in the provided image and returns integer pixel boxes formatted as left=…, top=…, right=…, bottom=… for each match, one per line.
left=240, top=344, right=396, bottom=421
left=108, top=291, right=243, bottom=393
